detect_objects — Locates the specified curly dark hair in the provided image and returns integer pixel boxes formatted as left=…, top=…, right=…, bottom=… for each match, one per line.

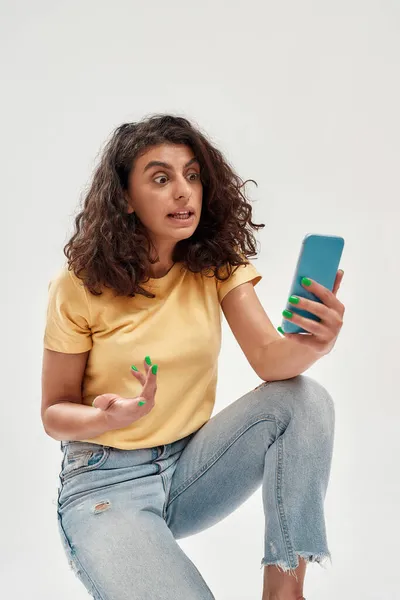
left=64, top=113, right=265, bottom=298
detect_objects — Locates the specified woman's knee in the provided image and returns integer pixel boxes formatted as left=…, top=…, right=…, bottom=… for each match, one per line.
left=290, top=374, right=335, bottom=431
left=256, top=374, right=335, bottom=427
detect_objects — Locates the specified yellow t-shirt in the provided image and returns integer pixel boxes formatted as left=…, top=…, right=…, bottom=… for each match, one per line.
left=43, top=260, right=262, bottom=450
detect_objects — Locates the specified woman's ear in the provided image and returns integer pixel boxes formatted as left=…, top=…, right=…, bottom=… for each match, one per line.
left=124, top=192, right=135, bottom=214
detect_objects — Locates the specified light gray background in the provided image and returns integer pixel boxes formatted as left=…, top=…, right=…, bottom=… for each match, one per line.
left=1, top=1, right=399, bottom=599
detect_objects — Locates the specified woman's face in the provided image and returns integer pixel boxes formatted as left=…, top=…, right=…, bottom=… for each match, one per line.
left=125, top=143, right=203, bottom=246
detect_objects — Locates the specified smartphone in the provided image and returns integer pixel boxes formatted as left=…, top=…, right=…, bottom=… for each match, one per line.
left=281, top=233, right=345, bottom=334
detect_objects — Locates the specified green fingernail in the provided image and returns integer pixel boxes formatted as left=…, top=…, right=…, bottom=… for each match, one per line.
left=289, top=295, right=300, bottom=304
left=131, top=365, right=138, bottom=371
left=277, top=326, right=285, bottom=334
left=138, top=400, right=146, bottom=406
left=151, top=364, right=158, bottom=375
left=282, top=309, right=293, bottom=319
left=301, top=277, right=312, bottom=286
left=145, top=356, right=152, bottom=366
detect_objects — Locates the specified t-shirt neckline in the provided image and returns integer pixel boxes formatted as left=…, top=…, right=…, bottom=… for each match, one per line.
left=145, top=262, right=181, bottom=289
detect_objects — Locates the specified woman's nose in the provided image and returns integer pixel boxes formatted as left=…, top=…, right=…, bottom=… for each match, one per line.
left=174, top=177, right=192, bottom=198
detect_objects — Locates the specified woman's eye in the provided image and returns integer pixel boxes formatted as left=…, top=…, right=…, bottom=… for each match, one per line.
left=153, top=173, right=200, bottom=184
left=154, top=175, right=168, bottom=184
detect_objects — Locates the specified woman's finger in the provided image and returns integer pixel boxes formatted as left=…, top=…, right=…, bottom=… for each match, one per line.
left=143, top=356, right=152, bottom=374
left=130, top=366, right=146, bottom=386
left=332, top=269, right=344, bottom=296
left=130, top=356, right=156, bottom=392
left=141, top=362, right=158, bottom=402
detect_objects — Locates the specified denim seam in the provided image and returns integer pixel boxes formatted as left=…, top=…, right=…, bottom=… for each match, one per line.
left=275, top=435, right=295, bottom=567
left=167, top=414, right=285, bottom=506
left=57, top=509, right=105, bottom=600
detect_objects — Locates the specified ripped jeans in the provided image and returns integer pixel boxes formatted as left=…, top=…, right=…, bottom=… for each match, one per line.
left=56, top=374, right=335, bottom=600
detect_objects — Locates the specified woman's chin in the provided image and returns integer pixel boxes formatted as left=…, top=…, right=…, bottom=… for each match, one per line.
left=164, top=220, right=198, bottom=237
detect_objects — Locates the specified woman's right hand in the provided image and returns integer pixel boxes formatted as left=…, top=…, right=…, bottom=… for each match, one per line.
left=91, top=358, right=158, bottom=429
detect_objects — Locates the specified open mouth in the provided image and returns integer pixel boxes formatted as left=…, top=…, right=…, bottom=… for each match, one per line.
left=167, top=211, right=194, bottom=220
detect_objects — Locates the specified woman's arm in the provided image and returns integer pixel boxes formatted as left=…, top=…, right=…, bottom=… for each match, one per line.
left=41, top=348, right=110, bottom=441
left=256, top=337, right=321, bottom=381
left=221, top=271, right=344, bottom=381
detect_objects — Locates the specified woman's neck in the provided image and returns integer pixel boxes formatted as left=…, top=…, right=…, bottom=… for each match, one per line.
left=148, top=260, right=175, bottom=279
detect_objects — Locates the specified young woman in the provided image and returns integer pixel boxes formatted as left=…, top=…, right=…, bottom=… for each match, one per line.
left=41, top=114, right=345, bottom=600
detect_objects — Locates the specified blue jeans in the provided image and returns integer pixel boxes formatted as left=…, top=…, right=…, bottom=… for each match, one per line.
left=57, top=374, right=335, bottom=600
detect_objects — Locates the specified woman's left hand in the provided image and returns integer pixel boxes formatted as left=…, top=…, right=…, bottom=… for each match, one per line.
left=280, top=270, right=345, bottom=356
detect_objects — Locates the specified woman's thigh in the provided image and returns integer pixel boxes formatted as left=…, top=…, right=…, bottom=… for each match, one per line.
left=57, top=443, right=216, bottom=600
left=165, top=375, right=334, bottom=539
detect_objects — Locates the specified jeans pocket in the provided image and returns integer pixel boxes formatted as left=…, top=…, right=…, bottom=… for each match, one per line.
left=61, top=446, right=110, bottom=481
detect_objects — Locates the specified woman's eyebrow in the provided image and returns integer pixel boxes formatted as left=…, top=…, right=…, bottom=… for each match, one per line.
left=143, top=157, right=199, bottom=173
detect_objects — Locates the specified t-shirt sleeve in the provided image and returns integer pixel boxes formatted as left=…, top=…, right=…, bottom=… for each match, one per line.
left=216, top=259, right=262, bottom=304
left=43, top=266, right=93, bottom=353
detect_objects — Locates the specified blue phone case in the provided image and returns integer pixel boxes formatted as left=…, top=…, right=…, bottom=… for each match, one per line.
left=281, top=233, right=345, bottom=334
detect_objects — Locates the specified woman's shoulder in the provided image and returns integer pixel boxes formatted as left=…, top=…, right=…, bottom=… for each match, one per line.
left=47, top=263, right=88, bottom=294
